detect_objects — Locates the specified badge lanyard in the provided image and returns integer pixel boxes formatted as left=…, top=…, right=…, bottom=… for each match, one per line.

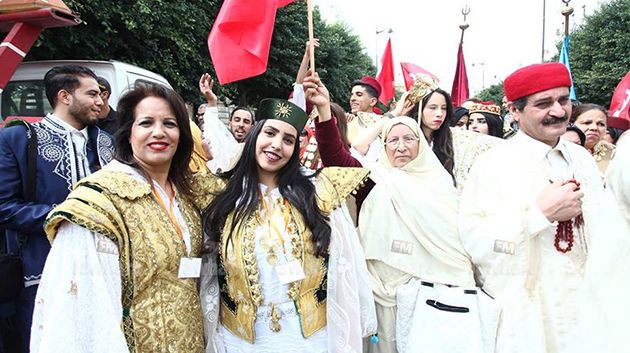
left=151, top=184, right=189, bottom=255
left=259, top=191, right=291, bottom=258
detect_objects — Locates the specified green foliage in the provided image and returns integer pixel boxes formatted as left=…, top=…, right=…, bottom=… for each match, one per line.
left=561, top=0, right=630, bottom=105
left=25, top=1, right=374, bottom=108
left=476, top=83, right=504, bottom=106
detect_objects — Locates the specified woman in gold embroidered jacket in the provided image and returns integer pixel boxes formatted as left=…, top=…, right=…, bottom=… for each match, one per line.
left=33, top=84, right=205, bottom=353
left=195, top=72, right=376, bottom=353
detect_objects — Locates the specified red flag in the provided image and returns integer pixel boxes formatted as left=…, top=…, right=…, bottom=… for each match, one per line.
left=400, top=62, right=439, bottom=91
left=208, top=0, right=295, bottom=85
left=609, top=70, right=630, bottom=120
left=376, top=38, right=395, bottom=105
left=451, top=42, right=469, bottom=107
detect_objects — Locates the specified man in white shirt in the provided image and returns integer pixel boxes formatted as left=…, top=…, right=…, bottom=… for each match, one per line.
left=459, top=62, right=627, bottom=353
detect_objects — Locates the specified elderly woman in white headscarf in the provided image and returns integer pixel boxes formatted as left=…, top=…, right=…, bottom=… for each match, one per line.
left=307, top=73, right=499, bottom=353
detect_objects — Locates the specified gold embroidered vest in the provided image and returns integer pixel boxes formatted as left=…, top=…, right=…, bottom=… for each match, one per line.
left=215, top=167, right=370, bottom=343
left=45, top=171, right=205, bottom=353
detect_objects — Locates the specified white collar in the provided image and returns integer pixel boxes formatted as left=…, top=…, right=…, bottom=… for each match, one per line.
left=47, top=113, right=89, bottom=140
left=513, top=130, right=570, bottom=161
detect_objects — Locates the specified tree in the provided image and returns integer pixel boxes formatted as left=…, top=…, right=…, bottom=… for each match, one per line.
left=562, top=0, right=630, bottom=106
left=476, top=83, right=504, bottom=106
left=25, top=1, right=374, bottom=108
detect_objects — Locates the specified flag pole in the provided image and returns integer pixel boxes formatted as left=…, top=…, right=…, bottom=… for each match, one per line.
left=307, top=0, right=315, bottom=71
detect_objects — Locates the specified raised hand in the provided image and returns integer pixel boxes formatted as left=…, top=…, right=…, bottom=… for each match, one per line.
left=303, top=71, right=330, bottom=108
left=199, top=73, right=218, bottom=107
left=389, top=92, right=415, bottom=117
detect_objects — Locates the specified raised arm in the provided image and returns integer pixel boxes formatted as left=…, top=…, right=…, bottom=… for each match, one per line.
left=303, top=72, right=361, bottom=168
left=198, top=73, right=242, bottom=173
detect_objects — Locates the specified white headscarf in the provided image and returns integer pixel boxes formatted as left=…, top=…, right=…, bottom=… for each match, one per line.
left=358, top=116, right=475, bottom=287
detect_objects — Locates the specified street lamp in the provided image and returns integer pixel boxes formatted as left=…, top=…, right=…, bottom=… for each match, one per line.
left=375, top=27, right=393, bottom=67
left=472, top=62, right=486, bottom=90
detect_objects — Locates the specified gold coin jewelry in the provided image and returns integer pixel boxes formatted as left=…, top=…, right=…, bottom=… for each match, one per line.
left=269, top=303, right=282, bottom=332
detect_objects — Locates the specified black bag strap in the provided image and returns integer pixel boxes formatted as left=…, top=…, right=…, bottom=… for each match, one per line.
left=4, top=120, right=38, bottom=251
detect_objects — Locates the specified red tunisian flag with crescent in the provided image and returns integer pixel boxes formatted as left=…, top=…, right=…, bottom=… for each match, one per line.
left=609, top=70, right=630, bottom=120
left=451, top=42, right=469, bottom=107
left=208, top=0, right=295, bottom=85
left=376, top=38, right=395, bottom=106
left=400, top=62, right=439, bottom=91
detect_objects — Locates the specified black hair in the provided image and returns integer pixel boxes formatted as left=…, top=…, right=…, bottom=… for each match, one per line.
left=511, top=96, right=528, bottom=111
left=230, top=106, right=255, bottom=122
left=96, top=76, right=112, bottom=93
left=570, top=103, right=608, bottom=123
left=566, top=124, right=586, bottom=146
left=203, top=119, right=331, bottom=258
left=115, top=83, right=194, bottom=200
left=608, top=127, right=625, bottom=145
left=450, top=107, right=470, bottom=127
left=352, top=82, right=379, bottom=99
left=469, top=112, right=504, bottom=138
left=409, top=88, right=455, bottom=183
left=330, top=102, right=351, bottom=148
left=44, top=65, right=98, bottom=108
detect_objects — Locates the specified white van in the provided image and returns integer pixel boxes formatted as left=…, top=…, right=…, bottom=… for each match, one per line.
left=0, top=60, right=172, bottom=124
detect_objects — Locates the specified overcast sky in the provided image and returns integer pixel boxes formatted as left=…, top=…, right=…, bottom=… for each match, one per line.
left=315, top=0, right=607, bottom=95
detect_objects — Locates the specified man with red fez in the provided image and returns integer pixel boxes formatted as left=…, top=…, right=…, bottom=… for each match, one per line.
left=347, top=76, right=383, bottom=145
left=459, top=62, right=629, bottom=353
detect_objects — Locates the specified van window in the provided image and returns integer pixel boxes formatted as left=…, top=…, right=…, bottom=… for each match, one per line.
left=1, top=81, right=52, bottom=120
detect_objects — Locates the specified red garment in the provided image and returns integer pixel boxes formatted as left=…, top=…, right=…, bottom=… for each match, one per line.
left=314, top=118, right=374, bottom=213
left=376, top=38, right=395, bottom=106
left=208, top=0, right=295, bottom=84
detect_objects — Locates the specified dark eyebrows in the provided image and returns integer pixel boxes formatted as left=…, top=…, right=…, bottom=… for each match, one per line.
left=264, top=125, right=279, bottom=133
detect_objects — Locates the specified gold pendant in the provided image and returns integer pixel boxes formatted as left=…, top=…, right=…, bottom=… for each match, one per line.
left=269, top=304, right=282, bottom=333
left=267, top=252, right=278, bottom=265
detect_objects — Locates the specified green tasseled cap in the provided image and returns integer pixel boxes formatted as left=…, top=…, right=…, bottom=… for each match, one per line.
left=258, top=98, right=308, bottom=134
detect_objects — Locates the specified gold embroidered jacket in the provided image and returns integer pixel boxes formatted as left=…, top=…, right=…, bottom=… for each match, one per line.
left=45, top=171, right=204, bottom=353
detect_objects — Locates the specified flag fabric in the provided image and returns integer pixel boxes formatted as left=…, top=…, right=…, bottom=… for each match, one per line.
left=609, top=70, right=630, bottom=119
left=559, top=35, right=577, bottom=100
left=376, top=38, right=395, bottom=106
left=400, top=62, right=439, bottom=91
left=208, top=0, right=295, bottom=85
left=451, top=42, right=469, bottom=107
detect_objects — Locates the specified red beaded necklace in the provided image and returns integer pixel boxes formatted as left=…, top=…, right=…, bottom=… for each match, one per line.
left=554, top=179, right=584, bottom=253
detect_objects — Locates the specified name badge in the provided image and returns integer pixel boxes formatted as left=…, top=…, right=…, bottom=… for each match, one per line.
left=275, top=260, right=306, bottom=285
left=178, top=257, right=202, bottom=278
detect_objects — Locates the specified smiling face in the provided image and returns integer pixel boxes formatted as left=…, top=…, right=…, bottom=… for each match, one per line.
left=255, top=119, right=298, bottom=181
left=229, top=108, right=254, bottom=142
left=129, top=96, right=180, bottom=176
left=384, top=124, right=420, bottom=168
left=349, top=85, right=376, bottom=114
left=510, top=87, right=572, bottom=147
left=65, top=76, right=104, bottom=128
left=573, top=109, right=607, bottom=150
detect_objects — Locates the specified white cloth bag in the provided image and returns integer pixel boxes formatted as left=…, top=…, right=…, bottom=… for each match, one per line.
left=396, top=279, right=500, bottom=353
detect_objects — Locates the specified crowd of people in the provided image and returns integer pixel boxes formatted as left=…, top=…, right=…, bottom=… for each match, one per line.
left=0, top=49, right=629, bottom=353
